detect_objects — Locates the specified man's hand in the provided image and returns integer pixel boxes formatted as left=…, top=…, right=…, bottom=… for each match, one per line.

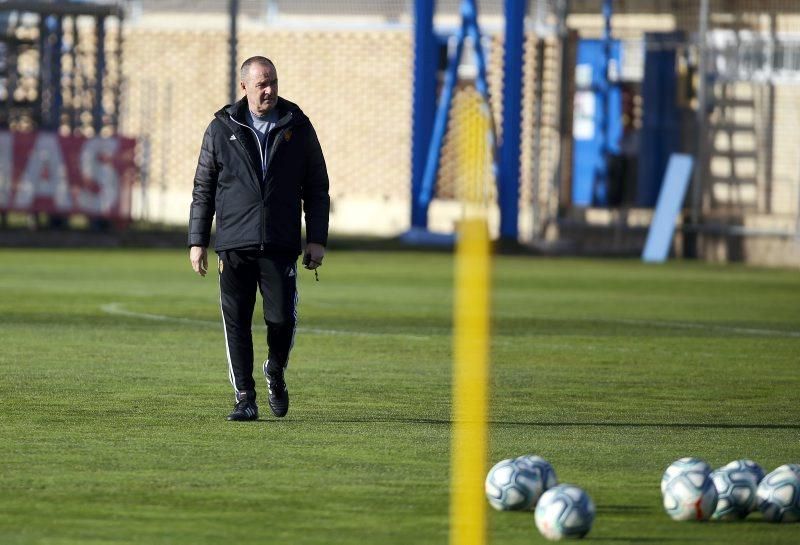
left=303, top=242, right=325, bottom=270
left=190, top=246, right=208, bottom=277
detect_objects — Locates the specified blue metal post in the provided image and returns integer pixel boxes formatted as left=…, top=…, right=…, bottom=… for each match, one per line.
left=594, top=0, right=613, bottom=205
left=413, top=0, right=497, bottom=232
left=498, top=0, right=526, bottom=240
left=463, top=0, right=488, bottom=98
left=411, top=0, right=437, bottom=229
left=417, top=24, right=466, bottom=212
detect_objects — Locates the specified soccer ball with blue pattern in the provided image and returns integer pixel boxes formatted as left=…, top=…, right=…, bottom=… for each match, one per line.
left=757, top=467, right=800, bottom=523
left=662, top=465, right=718, bottom=521
left=485, top=458, right=549, bottom=511
left=722, top=459, right=765, bottom=484
left=514, top=455, right=558, bottom=495
left=534, top=484, right=595, bottom=541
left=711, top=466, right=759, bottom=520
left=774, top=463, right=800, bottom=479
left=661, top=457, right=711, bottom=494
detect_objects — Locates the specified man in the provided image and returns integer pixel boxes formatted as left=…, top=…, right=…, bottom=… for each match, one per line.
left=188, top=56, right=329, bottom=421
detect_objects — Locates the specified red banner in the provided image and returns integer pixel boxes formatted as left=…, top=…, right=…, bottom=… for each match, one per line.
left=0, top=131, right=137, bottom=219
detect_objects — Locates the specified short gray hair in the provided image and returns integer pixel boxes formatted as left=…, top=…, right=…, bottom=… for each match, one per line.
left=240, top=56, right=276, bottom=82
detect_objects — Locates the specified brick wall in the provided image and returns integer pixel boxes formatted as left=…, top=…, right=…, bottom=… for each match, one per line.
left=121, top=26, right=411, bottom=231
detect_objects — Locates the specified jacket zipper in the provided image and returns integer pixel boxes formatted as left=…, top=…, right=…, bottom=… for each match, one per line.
left=228, top=116, right=267, bottom=185
left=229, top=115, right=268, bottom=248
left=262, top=113, right=293, bottom=200
left=228, top=112, right=293, bottom=250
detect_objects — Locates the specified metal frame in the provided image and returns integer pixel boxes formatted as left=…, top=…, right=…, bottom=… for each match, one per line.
left=410, top=0, right=437, bottom=229
left=0, top=0, right=124, bottom=135
left=497, top=0, right=526, bottom=240
left=410, top=0, right=527, bottom=240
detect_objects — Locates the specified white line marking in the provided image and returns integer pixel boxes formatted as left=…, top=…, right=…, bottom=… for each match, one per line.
left=602, top=317, right=800, bottom=338
left=100, top=302, right=431, bottom=340
left=100, top=303, right=800, bottom=340
left=101, top=303, right=213, bottom=326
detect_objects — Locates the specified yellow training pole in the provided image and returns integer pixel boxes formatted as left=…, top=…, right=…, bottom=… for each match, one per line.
left=449, top=88, right=492, bottom=545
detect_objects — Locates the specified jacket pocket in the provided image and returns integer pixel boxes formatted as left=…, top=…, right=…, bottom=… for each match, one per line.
left=215, top=192, right=226, bottom=234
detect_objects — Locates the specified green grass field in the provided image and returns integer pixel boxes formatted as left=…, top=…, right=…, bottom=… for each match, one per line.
left=1, top=248, right=798, bottom=544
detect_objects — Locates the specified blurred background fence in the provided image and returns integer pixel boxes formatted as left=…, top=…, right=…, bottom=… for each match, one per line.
left=1, top=0, right=800, bottom=265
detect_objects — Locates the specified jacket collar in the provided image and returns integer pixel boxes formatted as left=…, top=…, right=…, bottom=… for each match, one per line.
left=222, top=97, right=299, bottom=128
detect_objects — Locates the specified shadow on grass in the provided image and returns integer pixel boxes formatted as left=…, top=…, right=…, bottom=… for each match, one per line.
left=590, top=538, right=702, bottom=543
left=487, top=421, right=800, bottom=430
left=597, top=504, right=652, bottom=515
left=275, top=417, right=800, bottom=431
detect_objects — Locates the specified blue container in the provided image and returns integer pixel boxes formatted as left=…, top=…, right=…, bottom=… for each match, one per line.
left=636, top=32, right=684, bottom=207
left=571, top=39, right=622, bottom=207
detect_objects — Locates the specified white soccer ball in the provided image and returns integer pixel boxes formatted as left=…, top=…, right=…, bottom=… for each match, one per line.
left=722, top=459, right=765, bottom=484
left=711, top=467, right=759, bottom=520
left=485, top=458, right=548, bottom=511
left=773, top=463, right=800, bottom=479
left=757, top=468, right=800, bottom=523
left=661, top=457, right=712, bottom=493
left=514, top=455, right=558, bottom=495
left=662, top=467, right=718, bottom=521
left=534, top=484, right=595, bottom=541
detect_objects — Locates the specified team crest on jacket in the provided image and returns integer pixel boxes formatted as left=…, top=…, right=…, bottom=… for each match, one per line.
left=284, top=129, right=292, bottom=142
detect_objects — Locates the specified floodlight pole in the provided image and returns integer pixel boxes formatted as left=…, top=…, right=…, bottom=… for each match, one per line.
left=689, top=0, right=710, bottom=255
left=38, top=14, right=63, bottom=130
left=229, top=0, right=239, bottom=105
left=93, top=15, right=106, bottom=135
left=554, top=0, right=573, bottom=213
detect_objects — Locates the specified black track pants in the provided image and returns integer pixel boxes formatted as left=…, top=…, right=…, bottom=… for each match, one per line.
left=217, top=249, right=298, bottom=399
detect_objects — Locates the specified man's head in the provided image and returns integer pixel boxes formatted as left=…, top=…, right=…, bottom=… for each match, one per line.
left=240, top=56, right=278, bottom=116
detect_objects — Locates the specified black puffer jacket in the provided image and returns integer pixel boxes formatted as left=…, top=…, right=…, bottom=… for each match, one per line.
left=188, top=97, right=330, bottom=255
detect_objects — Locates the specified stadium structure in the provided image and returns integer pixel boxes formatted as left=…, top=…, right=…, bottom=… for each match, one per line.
left=1, top=0, right=799, bottom=266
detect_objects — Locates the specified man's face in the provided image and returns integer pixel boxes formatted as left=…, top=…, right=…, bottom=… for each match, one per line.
left=241, top=62, right=278, bottom=116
